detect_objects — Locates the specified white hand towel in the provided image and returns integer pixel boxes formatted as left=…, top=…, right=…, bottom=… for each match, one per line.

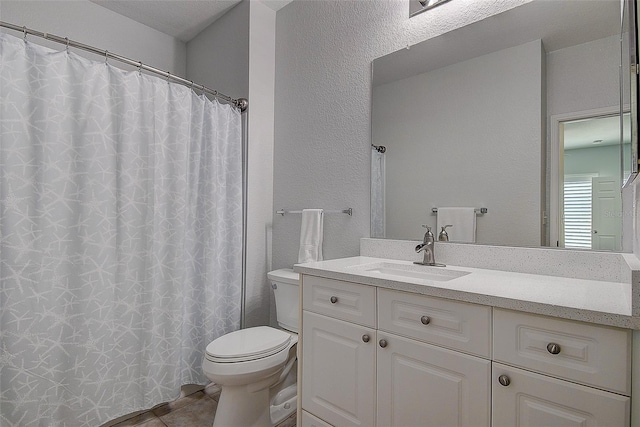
left=298, top=209, right=324, bottom=263
left=437, top=207, right=477, bottom=243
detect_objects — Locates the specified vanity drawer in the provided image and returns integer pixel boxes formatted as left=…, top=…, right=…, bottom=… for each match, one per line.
left=378, top=288, right=491, bottom=358
left=493, top=308, right=631, bottom=395
left=302, top=275, right=376, bottom=327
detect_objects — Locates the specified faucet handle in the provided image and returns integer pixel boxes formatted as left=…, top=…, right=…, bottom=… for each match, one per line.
left=421, top=225, right=435, bottom=242
left=438, top=225, right=452, bottom=242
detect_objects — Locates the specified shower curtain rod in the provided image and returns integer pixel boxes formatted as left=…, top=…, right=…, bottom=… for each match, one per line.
left=0, top=20, right=248, bottom=112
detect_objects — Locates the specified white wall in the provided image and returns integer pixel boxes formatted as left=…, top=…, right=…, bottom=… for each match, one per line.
left=247, top=2, right=276, bottom=327
left=0, top=0, right=186, bottom=75
left=187, top=0, right=277, bottom=327
left=546, top=35, right=620, bottom=119
left=565, top=145, right=621, bottom=178
left=273, top=0, right=531, bottom=269
left=373, top=40, right=544, bottom=246
left=186, top=0, right=249, bottom=100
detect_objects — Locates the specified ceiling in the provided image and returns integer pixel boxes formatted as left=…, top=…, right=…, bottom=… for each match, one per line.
left=564, top=114, right=631, bottom=151
left=374, top=0, right=620, bottom=87
left=89, top=0, right=293, bottom=42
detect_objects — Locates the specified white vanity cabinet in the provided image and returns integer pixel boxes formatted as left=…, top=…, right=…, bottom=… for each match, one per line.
left=492, top=308, right=631, bottom=426
left=300, top=275, right=492, bottom=427
left=301, top=276, right=377, bottom=426
left=296, top=254, right=637, bottom=427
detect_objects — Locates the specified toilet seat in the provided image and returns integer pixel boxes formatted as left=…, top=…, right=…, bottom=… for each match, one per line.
left=206, top=326, right=292, bottom=363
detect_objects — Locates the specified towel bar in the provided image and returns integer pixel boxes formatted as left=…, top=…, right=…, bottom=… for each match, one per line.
left=276, top=208, right=353, bottom=216
left=432, top=207, right=487, bottom=214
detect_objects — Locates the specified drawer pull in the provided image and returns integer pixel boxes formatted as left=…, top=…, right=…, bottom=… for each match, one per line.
left=330, top=296, right=338, bottom=304
left=498, top=375, right=511, bottom=387
left=362, top=334, right=370, bottom=343
left=546, top=343, right=561, bottom=355
left=420, top=315, right=431, bottom=325
left=379, top=339, right=388, bottom=348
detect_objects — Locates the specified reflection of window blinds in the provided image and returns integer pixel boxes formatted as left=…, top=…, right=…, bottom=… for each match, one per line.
left=564, top=179, right=592, bottom=249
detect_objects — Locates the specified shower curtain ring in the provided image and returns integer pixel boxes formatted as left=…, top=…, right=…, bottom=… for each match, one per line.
left=166, top=72, right=171, bottom=83
left=138, top=61, right=142, bottom=76
left=22, top=26, right=27, bottom=42
left=65, top=37, right=70, bottom=53
left=105, top=50, right=108, bottom=64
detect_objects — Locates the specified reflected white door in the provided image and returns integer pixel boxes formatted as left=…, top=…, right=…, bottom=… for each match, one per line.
left=592, top=176, right=622, bottom=251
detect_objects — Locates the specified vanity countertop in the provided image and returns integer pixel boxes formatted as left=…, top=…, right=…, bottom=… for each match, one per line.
left=294, top=256, right=638, bottom=330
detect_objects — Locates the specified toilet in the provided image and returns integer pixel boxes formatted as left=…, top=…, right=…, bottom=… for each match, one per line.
left=202, top=268, right=299, bottom=427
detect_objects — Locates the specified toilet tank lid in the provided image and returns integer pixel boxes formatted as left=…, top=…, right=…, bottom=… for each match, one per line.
left=267, top=268, right=299, bottom=285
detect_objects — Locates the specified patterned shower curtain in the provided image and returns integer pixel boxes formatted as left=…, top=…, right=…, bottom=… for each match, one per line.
left=0, top=33, right=243, bottom=426
left=371, top=148, right=385, bottom=238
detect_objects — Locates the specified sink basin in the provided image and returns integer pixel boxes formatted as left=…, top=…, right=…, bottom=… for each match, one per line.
left=352, top=262, right=470, bottom=282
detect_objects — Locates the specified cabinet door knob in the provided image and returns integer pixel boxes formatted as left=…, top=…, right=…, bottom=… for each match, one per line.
left=362, top=334, right=370, bottom=343
left=379, top=339, right=388, bottom=348
left=546, top=343, right=561, bottom=355
left=498, top=375, right=511, bottom=387
left=420, top=315, right=431, bottom=325
left=330, top=296, right=338, bottom=304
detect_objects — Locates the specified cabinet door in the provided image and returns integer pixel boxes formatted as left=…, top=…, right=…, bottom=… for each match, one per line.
left=377, top=332, right=491, bottom=427
left=301, top=410, right=334, bottom=427
left=492, top=363, right=630, bottom=427
left=302, top=311, right=376, bottom=426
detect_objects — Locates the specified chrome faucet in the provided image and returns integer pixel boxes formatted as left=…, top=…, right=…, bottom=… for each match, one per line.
left=415, top=225, right=445, bottom=267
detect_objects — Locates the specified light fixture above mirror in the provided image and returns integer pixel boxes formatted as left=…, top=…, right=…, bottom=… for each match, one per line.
left=409, top=0, right=452, bottom=17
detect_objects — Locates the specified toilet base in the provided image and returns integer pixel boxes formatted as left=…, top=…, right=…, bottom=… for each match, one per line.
left=270, top=383, right=297, bottom=425
left=211, top=383, right=297, bottom=427
left=213, top=384, right=272, bottom=427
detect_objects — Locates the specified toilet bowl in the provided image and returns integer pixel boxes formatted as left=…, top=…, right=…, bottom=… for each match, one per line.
left=203, top=269, right=299, bottom=427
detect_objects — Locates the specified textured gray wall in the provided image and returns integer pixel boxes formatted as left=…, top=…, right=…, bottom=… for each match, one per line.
left=273, top=0, right=529, bottom=269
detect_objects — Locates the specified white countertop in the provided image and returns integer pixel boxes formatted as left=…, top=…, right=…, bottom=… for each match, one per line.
left=294, top=256, right=638, bottom=330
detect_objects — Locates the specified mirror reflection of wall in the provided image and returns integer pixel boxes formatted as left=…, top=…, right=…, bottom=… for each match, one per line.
left=371, top=0, right=635, bottom=251
left=372, top=40, right=544, bottom=247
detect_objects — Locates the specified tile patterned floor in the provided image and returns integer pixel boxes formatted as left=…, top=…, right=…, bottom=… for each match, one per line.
left=101, top=383, right=297, bottom=427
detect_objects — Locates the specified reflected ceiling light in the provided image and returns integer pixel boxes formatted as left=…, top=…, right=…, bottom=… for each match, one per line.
left=411, top=0, right=452, bottom=17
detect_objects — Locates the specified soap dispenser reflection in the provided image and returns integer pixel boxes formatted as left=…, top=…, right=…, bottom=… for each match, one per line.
left=439, top=225, right=452, bottom=242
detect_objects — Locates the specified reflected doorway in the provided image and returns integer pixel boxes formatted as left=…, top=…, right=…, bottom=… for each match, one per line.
left=555, top=113, right=630, bottom=250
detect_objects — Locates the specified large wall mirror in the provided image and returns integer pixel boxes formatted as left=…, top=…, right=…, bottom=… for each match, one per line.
left=371, top=0, right=638, bottom=251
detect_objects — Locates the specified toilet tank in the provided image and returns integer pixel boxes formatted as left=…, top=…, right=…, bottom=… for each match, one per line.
left=268, top=269, right=300, bottom=333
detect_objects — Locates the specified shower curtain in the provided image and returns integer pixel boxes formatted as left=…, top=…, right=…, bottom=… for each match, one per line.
left=0, top=33, right=243, bottom=426
left=371, top=149, right=385, bottom=238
